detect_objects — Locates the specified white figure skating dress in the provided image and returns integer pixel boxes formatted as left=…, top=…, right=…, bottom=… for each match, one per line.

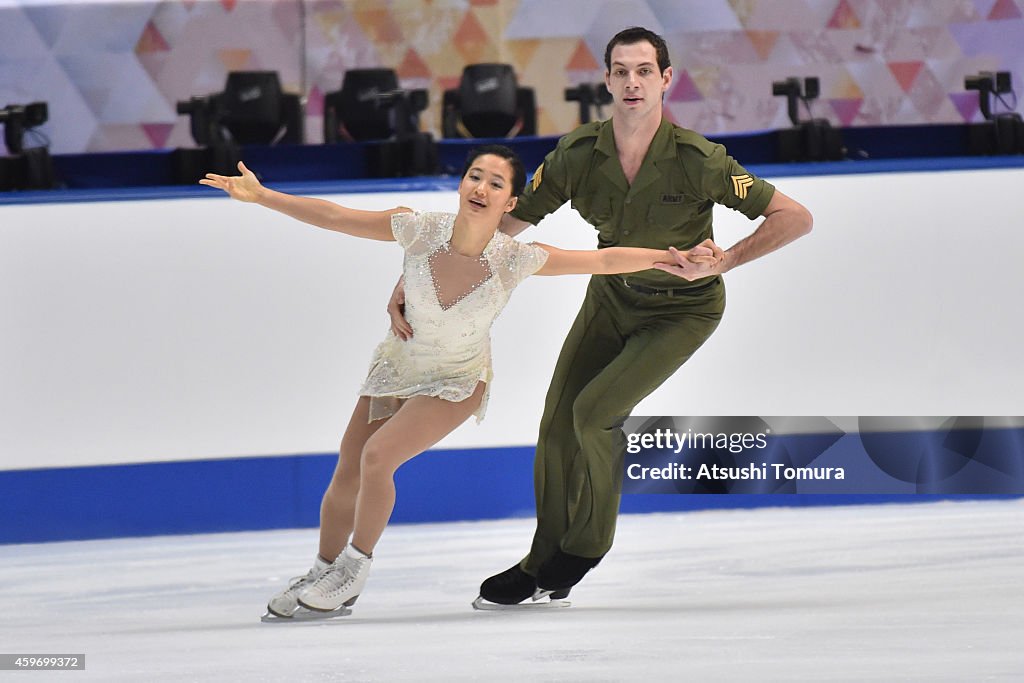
left=359, top=211, right=549, bottom=422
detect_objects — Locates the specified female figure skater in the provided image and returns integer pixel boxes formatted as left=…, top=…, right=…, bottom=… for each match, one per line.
left=200, top=146, right=717, bottom=619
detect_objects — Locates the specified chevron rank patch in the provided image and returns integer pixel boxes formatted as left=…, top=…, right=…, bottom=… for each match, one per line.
left=530, top=163, right=544, bottom=191
left=731, top=174, right=753, bottom=199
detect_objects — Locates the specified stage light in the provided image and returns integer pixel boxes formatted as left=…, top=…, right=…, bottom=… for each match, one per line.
left=324, top=69, right=429, bottom=143
left=965, top=71, right=1012, bottom=120
left=442, top=64, right=537, bottom=139
left=321, top=68, right=436, bottom=178
left=174, top=71, right=304, bottom=183
left=1, top=101, right=48, bottom=155
left=771, top=77, right=843, bottom=162
left=564, top=83, right=612, bottom=124
left=0, top=101, right=53, bottom=191
left=964, top=71, right=1022, bottom=155
left=771, top=77, right=819, bottom=127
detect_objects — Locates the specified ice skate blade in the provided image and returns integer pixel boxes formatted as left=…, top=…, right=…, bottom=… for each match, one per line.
left=471, top=596, right=571, bottom=611
left=297, top=594, right=359, bottom=613
left=261, top=606, right=352, bottom=623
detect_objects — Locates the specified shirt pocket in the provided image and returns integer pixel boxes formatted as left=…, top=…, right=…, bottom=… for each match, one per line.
left=646, top=199, right=710, bottom=243
left=646, top=202, right=686, bottom=228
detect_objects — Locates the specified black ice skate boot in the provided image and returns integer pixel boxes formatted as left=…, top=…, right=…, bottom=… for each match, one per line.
left=473, top=564, right=571, bottom=610
left=479, top=564, right=537, bottom=605
left=535, top=550, right=603, bottom=593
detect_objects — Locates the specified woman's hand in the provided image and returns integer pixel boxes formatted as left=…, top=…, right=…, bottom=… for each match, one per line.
left=653, top=240, right=728, bottom=281
left=199, top=161, right=265, bottom=203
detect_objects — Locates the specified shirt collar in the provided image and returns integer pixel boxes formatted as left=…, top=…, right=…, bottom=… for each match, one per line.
left=595, top=116, right=676, bottom=161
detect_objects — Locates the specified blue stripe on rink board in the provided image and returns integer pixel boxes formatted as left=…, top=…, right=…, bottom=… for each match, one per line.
left=0, top=447, right=535, bottom=545
left=1, top=446, right=1019, bottom=545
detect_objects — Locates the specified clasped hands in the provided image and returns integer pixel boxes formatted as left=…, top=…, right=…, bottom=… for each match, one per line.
left=654, top=239, right=727, bottom=281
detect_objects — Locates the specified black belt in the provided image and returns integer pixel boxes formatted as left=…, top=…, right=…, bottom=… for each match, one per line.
left=619, top=276, right=719, bottom=296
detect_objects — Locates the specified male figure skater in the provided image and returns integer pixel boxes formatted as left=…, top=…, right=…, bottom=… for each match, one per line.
left=390, top=27, right=814, bottom=606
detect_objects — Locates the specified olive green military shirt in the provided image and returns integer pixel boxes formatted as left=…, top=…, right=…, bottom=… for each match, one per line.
left=511, top=117, right=775, bottom=289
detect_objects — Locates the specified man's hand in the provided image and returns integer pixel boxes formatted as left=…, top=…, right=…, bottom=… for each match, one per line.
left=387, top=277, right=412, bottom=340
left=654, top=239, right=728, bottom=281
left=199, top=161, right=265, bottom=203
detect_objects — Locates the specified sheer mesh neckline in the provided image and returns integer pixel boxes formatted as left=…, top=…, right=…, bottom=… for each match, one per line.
left=426, top=225, right=500, bottom=311
left=428, top=245, right=493, bottom=311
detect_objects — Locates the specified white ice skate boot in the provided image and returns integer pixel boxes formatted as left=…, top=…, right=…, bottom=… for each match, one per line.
left=298, top=544, right=372, bottom=612
left=265, top=555, right=331, bottom=618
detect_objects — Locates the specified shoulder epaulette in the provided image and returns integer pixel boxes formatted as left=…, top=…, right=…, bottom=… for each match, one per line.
left=672, top=127, right=720, bottom=158
left=559, top=121, right=603, bottom=150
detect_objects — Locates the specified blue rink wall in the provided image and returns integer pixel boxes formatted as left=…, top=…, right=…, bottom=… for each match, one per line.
left=3, top=158, right=1024, bottom=544
left=2, top=445, right=1018, bottom=545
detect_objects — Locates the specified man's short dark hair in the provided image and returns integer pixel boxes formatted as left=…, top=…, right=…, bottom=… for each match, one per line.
left=460, top=144, right=526, bottom=197
left=604, top=27, right=671, bottom=74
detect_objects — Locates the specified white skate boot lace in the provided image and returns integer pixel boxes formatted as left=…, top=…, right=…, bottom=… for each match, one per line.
left=267, top=564, right=324, bottom=617
left=286, top=567, right=318, bottom=593
left=312, top=554, right=364, bottom=597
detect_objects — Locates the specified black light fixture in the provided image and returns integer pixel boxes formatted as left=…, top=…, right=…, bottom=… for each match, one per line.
left=322, top=68, right=435, bottom=178
left=1, top=102, right=48, bottom=154
left=442, top=64, right=537, bottom=139
left=773, top=77, right=819, bottom=127
left=174, top=71, right=304, bottom=183
left=965, top=71, right=1012, bottom=120
left=564, top=83, right=612, bottom=124
left=0, top=101, right=54, bottom=191
left=324, top=68, right=429, bottom=143
left=771, top=76, right=843, bottom=162
left=964, top=71, right=1022, bottom=155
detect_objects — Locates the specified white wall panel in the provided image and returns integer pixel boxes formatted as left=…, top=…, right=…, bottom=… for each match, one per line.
left=2, top=167, right=1022, bottom=470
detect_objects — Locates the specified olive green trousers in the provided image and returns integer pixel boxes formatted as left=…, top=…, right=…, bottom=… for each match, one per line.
left=522, top=274, right=725, bottom=575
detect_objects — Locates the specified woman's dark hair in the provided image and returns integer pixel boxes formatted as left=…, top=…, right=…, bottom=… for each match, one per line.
left=604, top=26, right=671, bottom=74
left=460, top=144, right=526, bottom=197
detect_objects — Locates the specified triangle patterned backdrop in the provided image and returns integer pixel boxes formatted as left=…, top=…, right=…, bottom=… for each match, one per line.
left=0, top=0, right=1020, bottom=153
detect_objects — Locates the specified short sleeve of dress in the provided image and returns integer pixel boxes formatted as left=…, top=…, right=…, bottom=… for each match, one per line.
left=391, top=211, right=453, bottom=256
left=390, top=210, right=419, bottom=248
left=514, top=241, right=549, bottom=285
left=487, top=233, right=549, bottom=293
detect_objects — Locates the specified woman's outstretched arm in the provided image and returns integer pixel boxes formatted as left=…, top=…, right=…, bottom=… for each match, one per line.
left=200, top=161, right=409, bottom=241
left=533, top=240, right=722, bottom=281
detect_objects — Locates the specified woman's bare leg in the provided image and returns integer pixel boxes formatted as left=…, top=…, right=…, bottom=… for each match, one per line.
left=318, top=396, right=389, bottom=562
left=350, top=382, right=485, bottom=555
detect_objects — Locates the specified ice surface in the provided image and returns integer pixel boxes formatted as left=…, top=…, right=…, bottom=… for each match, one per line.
left=1, top=500, right=1021, bottom=681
